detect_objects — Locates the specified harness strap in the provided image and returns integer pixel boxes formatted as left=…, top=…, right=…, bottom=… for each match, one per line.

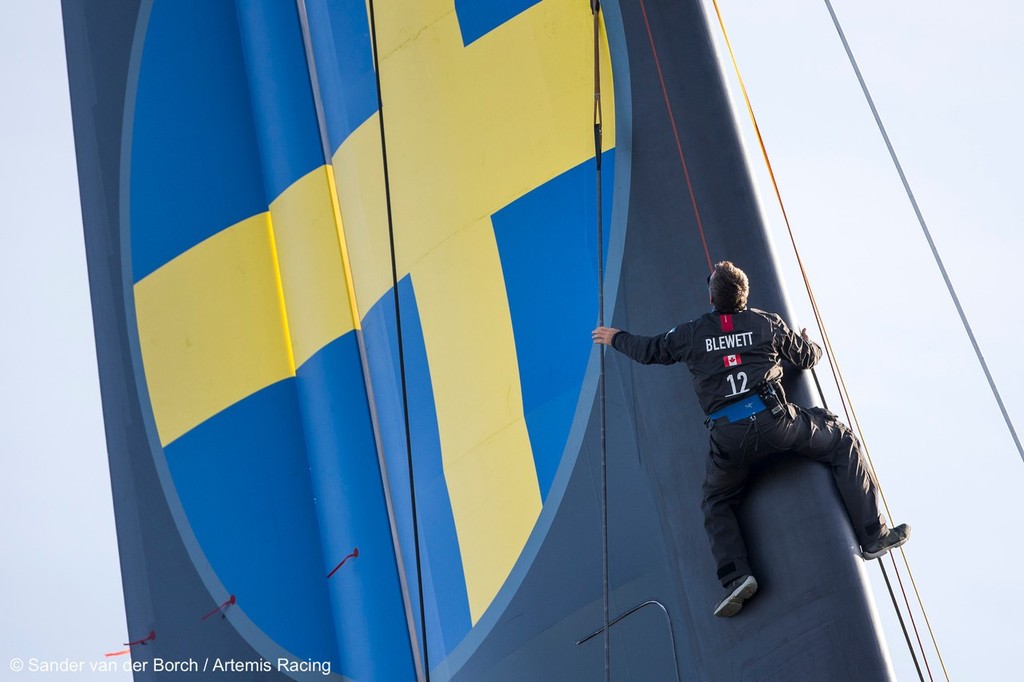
left=706, top=394, right=768, bottom=424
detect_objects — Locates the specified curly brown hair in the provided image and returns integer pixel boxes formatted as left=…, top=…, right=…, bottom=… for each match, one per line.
left=709, top=261, right=749, bottom=313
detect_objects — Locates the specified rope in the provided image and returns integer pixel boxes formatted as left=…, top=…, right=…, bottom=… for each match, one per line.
left=710, top=2, right=948, bottom=679
left=820, top=3, right=960, bottom=677
left=814, top=304, right=937, bottom=682
left=636, top=0, right=713, bottom=272
left=326, top=548, right=360, bottom=579
left=878, top=560, right=925, bottom=681
left=822, top=0, right=1022, bottom=466
left=123, top=631, right=156, bottom=648
left=366, top=2, right=429, bottom=680
left=590, top=3, right=611, bottom=682
left=887, top=552, right=933, bottom=681
left=200, top=595, right=236, bottom=621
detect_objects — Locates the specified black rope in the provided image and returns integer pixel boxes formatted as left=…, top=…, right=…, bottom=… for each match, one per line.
left=809, top=368, right=828, bottom=412
left=808, top=339, right=927, bottom=680
left=365, top=2, right=428, bottom=680
left=878, top=560, right=925, bottom=682
left=808, top=304, right=932, bottom=682
left=591, top=2, right=610, bottom=681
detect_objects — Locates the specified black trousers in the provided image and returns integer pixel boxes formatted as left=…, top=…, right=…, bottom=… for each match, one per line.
left=702, top=404, right=884, bottom=587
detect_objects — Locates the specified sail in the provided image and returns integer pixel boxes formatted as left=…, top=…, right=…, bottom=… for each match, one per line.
left=62, top=0, right=893, bottom=679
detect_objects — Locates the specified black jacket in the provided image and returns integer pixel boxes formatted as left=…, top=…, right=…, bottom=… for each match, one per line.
left=610, top=308, right=822, bottom=415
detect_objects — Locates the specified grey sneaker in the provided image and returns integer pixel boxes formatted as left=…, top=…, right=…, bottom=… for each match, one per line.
left=861, top=523, right=911, bottom=560
left=714, top=575, right=758, bottom=617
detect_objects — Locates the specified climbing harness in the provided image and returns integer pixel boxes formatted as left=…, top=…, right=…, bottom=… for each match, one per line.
left=705, top=394, right=770, bottom=424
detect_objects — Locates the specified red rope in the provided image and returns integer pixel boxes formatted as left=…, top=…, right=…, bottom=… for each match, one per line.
left=201, top=594, right=237, bottom=621
left=637, top=0, right=713, bottom=272
left=124, top=631, right=155, bottom=647
left=327, top=547, right=359, bottom=579
left=108, top=629, right=156, bottom=657
left=105, top=629, right=155, bottom=657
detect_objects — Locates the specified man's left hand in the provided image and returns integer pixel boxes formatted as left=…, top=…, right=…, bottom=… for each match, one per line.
left=592, top=326, right=620, bottom=345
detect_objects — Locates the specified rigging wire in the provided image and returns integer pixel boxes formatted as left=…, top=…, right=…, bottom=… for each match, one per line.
left=822, top=0, right=1023, bottom=465
left=591, top=3, right=610, bottom=681
left=709, top=2, right=949, bottom=680
left=366, top=1, right=429, bottom=680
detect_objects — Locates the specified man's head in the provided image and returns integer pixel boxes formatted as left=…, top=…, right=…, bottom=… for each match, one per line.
left=708, top=261, right=749, bottom=313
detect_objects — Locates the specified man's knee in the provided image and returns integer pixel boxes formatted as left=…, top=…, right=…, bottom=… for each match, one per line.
left=831, top=427, right=862, bottom=460
left=799, top=405, right=856, bottom=454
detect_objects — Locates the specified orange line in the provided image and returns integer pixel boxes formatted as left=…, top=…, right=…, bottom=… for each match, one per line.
left=709, top=3, right=947, bottom=679
left=637, top=0, right=713, bottom=272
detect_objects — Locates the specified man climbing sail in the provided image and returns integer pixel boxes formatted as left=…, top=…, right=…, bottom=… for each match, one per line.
left=592, top=261, right=910, bottom=617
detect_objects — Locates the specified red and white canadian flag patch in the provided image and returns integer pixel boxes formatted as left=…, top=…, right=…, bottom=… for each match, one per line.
left=723, top=354, right=742, bottom=367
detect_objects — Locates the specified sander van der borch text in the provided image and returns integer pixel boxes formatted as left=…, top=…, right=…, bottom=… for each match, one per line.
left=13, top=656, right=332, bottom=675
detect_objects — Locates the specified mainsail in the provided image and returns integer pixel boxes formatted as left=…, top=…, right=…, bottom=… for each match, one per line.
left=63, top=0, right=895, bottom=678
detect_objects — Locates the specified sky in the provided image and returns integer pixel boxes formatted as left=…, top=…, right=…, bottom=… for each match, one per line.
left=0, top=1, right=1021, bottom=680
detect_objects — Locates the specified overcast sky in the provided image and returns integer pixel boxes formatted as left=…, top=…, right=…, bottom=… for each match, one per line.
left=1, top=1, right=1021, bottom=680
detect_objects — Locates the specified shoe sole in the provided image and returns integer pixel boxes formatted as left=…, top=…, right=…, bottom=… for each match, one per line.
left=862, top=533, right=910, bottom=560
left=714, top=576, right=758, bottom=617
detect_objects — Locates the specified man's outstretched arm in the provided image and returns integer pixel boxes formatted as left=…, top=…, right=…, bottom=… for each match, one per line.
left=592, top=326, right=686, bottom=365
